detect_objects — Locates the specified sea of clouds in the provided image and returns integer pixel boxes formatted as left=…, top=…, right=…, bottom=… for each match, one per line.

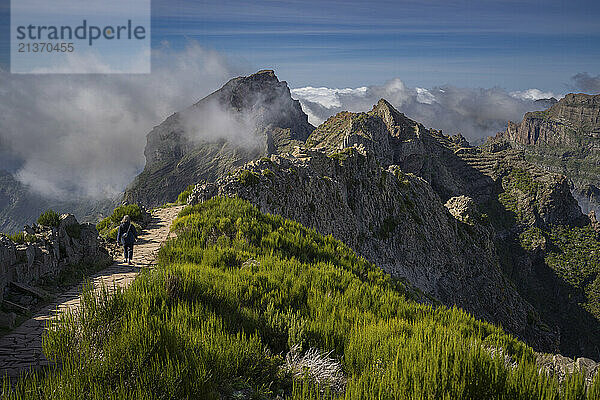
left=291, top=82, right=560, bottom=145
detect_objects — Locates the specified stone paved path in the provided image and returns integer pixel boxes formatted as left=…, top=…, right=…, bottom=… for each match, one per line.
left=0, top=205, right=184, bottom=379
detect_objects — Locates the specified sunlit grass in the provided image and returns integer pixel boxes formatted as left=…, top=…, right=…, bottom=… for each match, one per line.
left=3, top=197, right=599, bottom=399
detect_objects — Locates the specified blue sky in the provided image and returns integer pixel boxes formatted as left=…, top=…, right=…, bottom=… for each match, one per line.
left=1, top=0, right=599, bottom=91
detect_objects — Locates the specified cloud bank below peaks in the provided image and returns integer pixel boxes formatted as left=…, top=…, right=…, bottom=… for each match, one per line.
left=291, top=80, right=561, bottom=144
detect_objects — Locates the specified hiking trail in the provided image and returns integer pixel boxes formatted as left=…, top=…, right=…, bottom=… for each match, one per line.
left=0, top=205, right=184, bottom=379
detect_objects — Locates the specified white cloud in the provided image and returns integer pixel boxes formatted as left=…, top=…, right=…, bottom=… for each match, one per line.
left=292, top=80, right=562, bottom=144
left=415, top=87, right=437, bottom=105
left=291, top=86, right=368, bottom=109
left=0, top=42, right=243, bottom=199
left=509, top=88, right=558, bottom=101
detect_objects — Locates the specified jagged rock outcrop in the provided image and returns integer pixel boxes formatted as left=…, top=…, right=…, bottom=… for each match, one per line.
left=0, top=214, right=111, bottom=307
left=306, top=99, right=498, bottom=204
left=444, top=195, right=478, bottom=225
left=188, top=146, right=558, bottom=351
left=535, top=352, right=598, bottom=386
left=124, top=70, right=314, bottom=207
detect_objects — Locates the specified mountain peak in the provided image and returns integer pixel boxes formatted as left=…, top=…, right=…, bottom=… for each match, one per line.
left=248, top=69, right=278, bottom=81
left=124, top=70, right=314, bottom=207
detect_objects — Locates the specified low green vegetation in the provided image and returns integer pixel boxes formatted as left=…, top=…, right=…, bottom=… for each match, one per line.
left=501, top=168, right=539, bottom=199
left=328, top=147, right=357, bottom=162
left=497, top=167, right=544, bottom=223
left=4, top=197, right=599, bottom=399
left=3, top=232, right=37, bottom=244
left=262, top=168, right=275, bottom=178
left=177, top=185, right=195, bottom=204
left=544, top=225, right=600, bottom=319
left=37, top=210, right=60, bottom=228
left=238, top=170, right=260, bottom=186
left=96, top=204, right=144, bottom=241
left=492, top=163, right=600, bottom=343
left=519, top=227, right=545, bottom=251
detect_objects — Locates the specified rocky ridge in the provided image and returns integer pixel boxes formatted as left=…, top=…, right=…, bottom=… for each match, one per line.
left=124, top=71, right=599, bottom=359
left=187, top=95, right=600, bottom=358
left=188, top=145, right=558, bottom=351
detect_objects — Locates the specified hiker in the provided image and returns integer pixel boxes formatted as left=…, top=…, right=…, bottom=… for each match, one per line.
left=117, top=215, right=138, bottom=265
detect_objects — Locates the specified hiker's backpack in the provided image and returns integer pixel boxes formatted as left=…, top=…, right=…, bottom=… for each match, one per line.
left=122, top=223, right=133, bottom=244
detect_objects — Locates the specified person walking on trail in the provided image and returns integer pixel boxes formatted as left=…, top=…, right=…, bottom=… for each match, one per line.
left=117, top=215, right=138, bottom=265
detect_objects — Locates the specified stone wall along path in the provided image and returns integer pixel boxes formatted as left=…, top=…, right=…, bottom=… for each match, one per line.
left=0, top=205, right=184, bottom=379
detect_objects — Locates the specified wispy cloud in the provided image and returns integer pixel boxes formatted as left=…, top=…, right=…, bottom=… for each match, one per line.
left=0, top=43, right=244, bottom=199
left=571, top=73, right=600, bottom=94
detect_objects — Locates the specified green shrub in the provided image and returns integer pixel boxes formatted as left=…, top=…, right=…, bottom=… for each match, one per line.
left=37, top=209, right=60, bottom=227
left=5, top=232, right=37, bottom=244
left=6, top=197, right=595, bottom=399
left=238, top=170, right=260, bottom=186
left=262, top=168, right=275, bottom=178
left=177, top=185, right=195, bottom=204
left=97, top=204, right=144, bottom=241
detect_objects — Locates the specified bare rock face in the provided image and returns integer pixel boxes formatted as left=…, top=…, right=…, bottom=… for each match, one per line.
left=124, top=70, right=314, bottom=208
left=498, top=93, right=600, bottom=147
left=188, top=146, right=558, bottom=351
left=536, top=352, right=599, bottom=386
left=0, top=214, right=111, bottom=304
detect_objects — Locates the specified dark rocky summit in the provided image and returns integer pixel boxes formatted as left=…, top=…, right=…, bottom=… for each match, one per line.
left=123, top=70, right=314, bottom=207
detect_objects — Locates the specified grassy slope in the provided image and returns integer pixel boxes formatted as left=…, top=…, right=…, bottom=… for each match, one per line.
left=4, top=197, right=600, bottom=399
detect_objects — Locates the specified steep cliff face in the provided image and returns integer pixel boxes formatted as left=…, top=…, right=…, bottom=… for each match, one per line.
left=494, top=94, right=600, bottom=215
left=123, top=70, right=314, bottom=207
left=188, top=147, right=557, bottom=351
left=499, top=94, right=600, bottom=147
